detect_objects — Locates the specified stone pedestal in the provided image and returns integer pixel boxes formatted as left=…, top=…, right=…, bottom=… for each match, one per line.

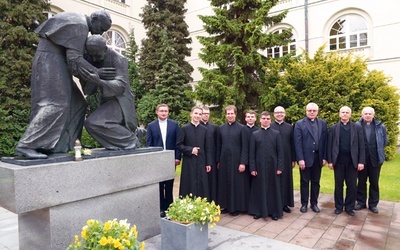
left=0, top=149, right=175, bottom=250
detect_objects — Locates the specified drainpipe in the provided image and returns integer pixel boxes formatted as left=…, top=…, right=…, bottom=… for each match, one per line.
left=304, top=0, right=309, bottom=53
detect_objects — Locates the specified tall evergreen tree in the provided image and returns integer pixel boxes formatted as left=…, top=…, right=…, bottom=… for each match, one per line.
left=195, top=0, right=290, bottom=121
left=137, top=30, right=194, bottom=126
left=138, top=0, right=193, bottom=92
left=0, top=0, right=49, bottom=157
left=123, top=29, right=145, bottom=104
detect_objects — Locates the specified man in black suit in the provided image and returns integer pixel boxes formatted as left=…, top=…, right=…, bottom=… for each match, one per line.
left=294, top=102, right=328, bottom=213
left=327, top=106, right=365, bottom=216
left=146, top=104, right=181, bottom=217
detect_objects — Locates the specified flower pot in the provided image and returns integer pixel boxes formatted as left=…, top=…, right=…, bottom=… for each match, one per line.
left=161, top=218, right=208, bottom=250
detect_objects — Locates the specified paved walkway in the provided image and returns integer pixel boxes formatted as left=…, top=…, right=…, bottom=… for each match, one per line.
left=1, top=179, right=400, bottom=249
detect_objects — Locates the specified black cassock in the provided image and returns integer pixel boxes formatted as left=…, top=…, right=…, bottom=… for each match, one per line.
left=201, top=121, right=220, bottom=202
left=271, top=121, right=295, bottom=207
left=248, top=127, right=284, bottom=218
left=217, top=121, right=249, bottom=213
left=177, top=123, right=211, bottom=200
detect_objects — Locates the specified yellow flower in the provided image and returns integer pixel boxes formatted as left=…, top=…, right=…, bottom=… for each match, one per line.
left=87, top=219, right=95, bottom=226
left=103, top=221, right=112, bottom=231
left=113, top=239, right=122, bottom=248
left=125, top=240, right=131, bottom=246
left=81, top=228, right=87, bottom=239
left=140, top=242, right=146, bottom=250
left=99, top=236, right=108, bottom=246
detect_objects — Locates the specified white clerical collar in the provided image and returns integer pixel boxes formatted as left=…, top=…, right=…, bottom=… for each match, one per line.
left=191, top=122, right=200, bottom=127
left=247, top=124, right=255, bottom=128
left=261, top=126, right=270, bottom=130
left=275, top=121, right=284, bottom=125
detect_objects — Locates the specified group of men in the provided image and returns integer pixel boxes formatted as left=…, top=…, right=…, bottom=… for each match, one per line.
left=296, top=103, right=387, bottom=217
left=146, top=102, right=387, bottom=220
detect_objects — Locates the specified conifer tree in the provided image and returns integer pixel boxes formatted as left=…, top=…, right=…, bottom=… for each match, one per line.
left=138, top=0, right=193, bottom=92
left=195, top=0, right=290, bottom=121
left=0, top=0, right=49, bottom=156
left=137, top=30, right=194, bottom=126
left=123, top=29, right=144, bottom=104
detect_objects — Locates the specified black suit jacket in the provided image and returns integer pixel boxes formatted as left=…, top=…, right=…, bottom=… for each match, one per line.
left=327, top=121, right=366, bottom=168
left=294, top=117, right=328, bottom=168
left=146, top=119, right=181, bottom=160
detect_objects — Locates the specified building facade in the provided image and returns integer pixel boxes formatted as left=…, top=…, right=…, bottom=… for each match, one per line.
left=48, top=0, right=400, bottom=90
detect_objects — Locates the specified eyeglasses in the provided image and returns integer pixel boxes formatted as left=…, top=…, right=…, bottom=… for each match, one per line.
left=274, top=111, right=285, bottom=114
left=202, top=113, right=210, bottom=115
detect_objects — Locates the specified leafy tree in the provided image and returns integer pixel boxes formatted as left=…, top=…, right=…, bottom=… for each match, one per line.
left=195, top=0, right=290, bottom=122
left=0, top=0, right=50, bottom=157
left=137, top=30, right=194, bottom=126
left=138, top=0, right=193, bottom=92
left=260, top=47, right=399, bottom=160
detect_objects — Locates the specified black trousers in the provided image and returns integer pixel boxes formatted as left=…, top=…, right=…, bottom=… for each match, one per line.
left=300, top=153, right=322, bottom=206
left=357, top=156, right=382, bottom=208
left=159, top=179, right=174, bottom=212
left=334, top=163, right=357, bottom=211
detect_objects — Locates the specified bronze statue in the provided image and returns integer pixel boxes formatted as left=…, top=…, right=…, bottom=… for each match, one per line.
left=15, top=11, right=112, bottom=159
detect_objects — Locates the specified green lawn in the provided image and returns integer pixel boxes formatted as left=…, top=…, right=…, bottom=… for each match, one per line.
left=292, top=153, right=400, bottom=202
left=177, top=153, right=400, bottom=202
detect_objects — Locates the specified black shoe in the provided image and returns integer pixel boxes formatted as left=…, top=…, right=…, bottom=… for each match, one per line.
left=271, top=215, right=278, bottom=221
left=311, top=204, right=320, bottom=213
left=345, top=210, right=355, bottom=216
left=334, top=209, right=343, bottom=215
left=160, top=211, right=166, bottom=218
left=253, top=215, right=261, bottom=219
left=300, top=205, right=307, bottom=213
left=283, top=206, right=291, bottom=213
left=221, top=209, right=229, bottom=214
left=354, top=204, right=366, bottom=210
left=369, top=207, right=379, bottom=213
left=15, top=147, right=48, bottom=159
left=231, top=211, right=239, bottom=216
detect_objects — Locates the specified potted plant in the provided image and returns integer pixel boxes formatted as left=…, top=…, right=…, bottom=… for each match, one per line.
left=67, top=218, right=145, bottom=250
left=161, top=194, right=221, bottom=250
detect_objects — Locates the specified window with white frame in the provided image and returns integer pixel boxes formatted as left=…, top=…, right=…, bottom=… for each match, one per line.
left=266, top=29, right=296, bottom=58
left=102, top=30, right=126, bottom=54
left=329, top=14, right=368, bottom=51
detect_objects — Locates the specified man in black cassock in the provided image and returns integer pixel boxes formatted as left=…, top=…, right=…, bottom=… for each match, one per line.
left=244, top=110, right=259, bottom=188
left=217, top=105, right=249, bottom=216
left=248, top=111, right=284, bottom=220
left=271, top=106, right=295, bottom=214
left=200, top=106, right=220, bottom=202
left=177, top=106, right=212, bottom=200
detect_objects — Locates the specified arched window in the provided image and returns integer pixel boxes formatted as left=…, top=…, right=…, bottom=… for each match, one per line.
left=102, top=30, right=126, bottom=54
left=266, top=29, right=296, bottom=58
left=329, top=14, right=368, bottom=51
